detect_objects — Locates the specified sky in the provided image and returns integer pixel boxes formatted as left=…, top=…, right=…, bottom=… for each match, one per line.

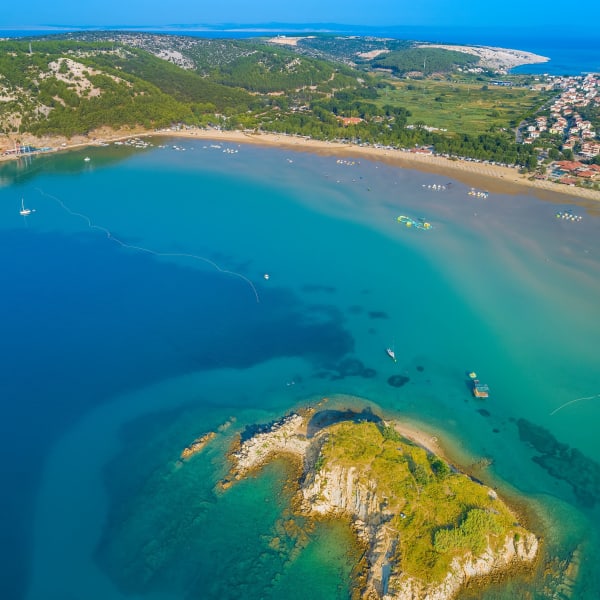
left=1, top=0, right=596, bottom=30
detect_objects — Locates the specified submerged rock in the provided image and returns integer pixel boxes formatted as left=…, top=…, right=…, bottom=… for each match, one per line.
left=388, top=374, right=410, bottom=388
left=179, top=431, right=217, bottom=460
left=517, top=418, right=600, bottom=508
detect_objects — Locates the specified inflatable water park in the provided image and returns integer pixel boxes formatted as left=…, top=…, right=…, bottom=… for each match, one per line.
left=397, top=215, right=432, bottom=230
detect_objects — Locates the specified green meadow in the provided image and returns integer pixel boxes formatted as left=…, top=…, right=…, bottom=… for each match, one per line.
left=380, top=79, right=552, bottom=135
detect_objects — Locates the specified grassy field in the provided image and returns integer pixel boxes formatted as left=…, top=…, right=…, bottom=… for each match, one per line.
left=378, top=79, right=552, bottom=135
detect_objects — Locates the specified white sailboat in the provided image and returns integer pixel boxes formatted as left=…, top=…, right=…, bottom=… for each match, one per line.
left=19, top=198, right=33, bottom=216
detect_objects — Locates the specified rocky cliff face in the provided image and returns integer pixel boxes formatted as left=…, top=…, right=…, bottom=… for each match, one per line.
left=301, top=460, right=538, bottom=600
left=387, top=534, right=538, bottom=600
left=303, top=464, right=385, bottom=521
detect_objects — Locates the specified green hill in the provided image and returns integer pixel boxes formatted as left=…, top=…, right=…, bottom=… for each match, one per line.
left=372, top=47, right=479, bottom=75
left=0, top=39, right=253, bottom=137
left=46, top=33, right=360, bottom=94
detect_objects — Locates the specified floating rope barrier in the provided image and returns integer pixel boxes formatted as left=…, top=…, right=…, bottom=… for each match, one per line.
left=550, top=393, right=600, bottom=416
left=36, top=188, right=261, bottom=303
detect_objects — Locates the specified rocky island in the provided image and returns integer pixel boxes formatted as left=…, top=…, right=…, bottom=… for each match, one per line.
left=224, top=404, right=538, bottom=600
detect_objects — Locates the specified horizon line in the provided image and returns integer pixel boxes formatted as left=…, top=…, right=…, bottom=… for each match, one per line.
left=0, top=22, right=592, bottom=31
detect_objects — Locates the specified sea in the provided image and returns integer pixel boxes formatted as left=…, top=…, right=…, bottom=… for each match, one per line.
left=0, top=23, right=599, bottom=600
left=1, top=138, right=599, bottom=600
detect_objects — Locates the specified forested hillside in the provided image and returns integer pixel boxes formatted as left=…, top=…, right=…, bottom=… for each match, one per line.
left=286, top=35, right=412, bottom=65
left=372, top=47, right=478, bottom=74
left=87, top=47, right=255, bottom=110
left=0, top=33, right=552, bottom=169
left=47, top=33, right=360, bottom=94
left=0, top=40, right=255, bottom=136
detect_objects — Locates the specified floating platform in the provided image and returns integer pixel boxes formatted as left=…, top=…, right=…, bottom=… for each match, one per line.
left=472, top=380, right=490, bottom=399
left=397, top=215, right=432, bottom=230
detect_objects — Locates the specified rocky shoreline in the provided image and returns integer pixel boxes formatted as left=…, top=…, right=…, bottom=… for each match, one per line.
left=222, top=404, right=539, bottom=600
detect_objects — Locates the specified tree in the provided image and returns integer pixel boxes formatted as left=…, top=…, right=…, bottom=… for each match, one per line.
left=525, top=155, right=538, bottom=171
left=561, top=149, right=574, bottom=161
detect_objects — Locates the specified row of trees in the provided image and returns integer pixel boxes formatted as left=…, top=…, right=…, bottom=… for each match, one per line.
left=258, top=108, right=537, bottom=167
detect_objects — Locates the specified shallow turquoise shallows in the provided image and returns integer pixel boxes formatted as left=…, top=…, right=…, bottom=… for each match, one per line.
left=1, top=138, right=599, bottom=600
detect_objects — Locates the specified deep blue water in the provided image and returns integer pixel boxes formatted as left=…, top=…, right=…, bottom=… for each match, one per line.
left=1, top=24, right=598, bottom=74
left=1, top=141, right=599, bottom=600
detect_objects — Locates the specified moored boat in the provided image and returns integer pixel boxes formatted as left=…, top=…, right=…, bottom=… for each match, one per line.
left=386, top=347, right=397, bottom=362
left=472, top=380, right=489, bottom=398
left=19, top=198, right=33, bottom=216
left=468, top=371, right=489, bottom=398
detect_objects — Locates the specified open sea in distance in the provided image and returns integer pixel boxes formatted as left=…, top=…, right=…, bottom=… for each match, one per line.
left=1, top=137, right=599, bottom=600
left=1, top=24, right=599, bottom=74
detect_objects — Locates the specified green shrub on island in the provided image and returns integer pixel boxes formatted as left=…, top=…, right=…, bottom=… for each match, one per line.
left=433, top=508, right=505, bottom=555
left=315, top=421, right=525, bottom=583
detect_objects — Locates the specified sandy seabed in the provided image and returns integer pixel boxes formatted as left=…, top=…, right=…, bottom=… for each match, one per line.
left=2, top=126, right=599, bottom=208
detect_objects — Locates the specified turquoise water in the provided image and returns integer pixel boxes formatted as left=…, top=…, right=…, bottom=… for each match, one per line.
left=1, top=139, right=599, bottom=599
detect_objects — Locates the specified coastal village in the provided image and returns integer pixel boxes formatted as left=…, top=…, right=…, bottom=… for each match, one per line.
left=522, top=73, right=600, bottom=186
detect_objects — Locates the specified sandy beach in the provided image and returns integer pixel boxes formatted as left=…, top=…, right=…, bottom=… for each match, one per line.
left=2, top=127, right=599, bottom=206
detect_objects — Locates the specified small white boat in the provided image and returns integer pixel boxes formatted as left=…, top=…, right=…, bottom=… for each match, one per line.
left=84, top=156, right=91, bottom=162
left=19, top=198, right=32, bottom=216
left=386, top=347, right=397, bottom=362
